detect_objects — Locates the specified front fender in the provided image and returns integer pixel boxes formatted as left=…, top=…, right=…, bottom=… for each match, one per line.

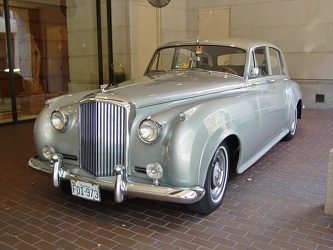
left=167, top=93, right=260, bottom=187
left=167, top=99, right=235, bottom=187
left=128, top=101, right=231, bottom=188
left=33, top=91, right=95, bottom=162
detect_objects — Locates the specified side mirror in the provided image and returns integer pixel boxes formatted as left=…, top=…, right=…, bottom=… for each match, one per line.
left=249, top=67, right=260, bottom=78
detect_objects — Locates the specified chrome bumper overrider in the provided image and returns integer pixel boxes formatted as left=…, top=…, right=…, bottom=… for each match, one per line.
left=28, top=154, right=205, bottom=204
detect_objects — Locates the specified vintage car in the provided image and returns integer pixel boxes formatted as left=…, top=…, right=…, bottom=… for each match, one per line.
left=28, top=39, right=303, bottom=214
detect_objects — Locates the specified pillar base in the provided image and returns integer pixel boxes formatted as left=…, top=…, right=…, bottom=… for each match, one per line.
left=324, top=148, right=333, bottom=215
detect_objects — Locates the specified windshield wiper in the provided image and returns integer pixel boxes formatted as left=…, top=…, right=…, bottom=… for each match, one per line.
left=146, top=69, right=168, bottom=74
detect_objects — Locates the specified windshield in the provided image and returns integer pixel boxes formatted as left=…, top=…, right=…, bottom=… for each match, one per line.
left=146, top=45, right=247, bottom=77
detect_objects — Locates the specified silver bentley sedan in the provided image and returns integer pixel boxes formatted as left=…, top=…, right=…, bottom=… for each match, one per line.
left=28, top=39, right=303, bottom=214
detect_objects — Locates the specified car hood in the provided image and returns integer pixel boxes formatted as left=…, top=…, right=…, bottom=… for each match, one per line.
left=91, top=71, right=245, bottom=108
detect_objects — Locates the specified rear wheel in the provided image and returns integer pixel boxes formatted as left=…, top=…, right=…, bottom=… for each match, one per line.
left=188, top=143, right=229, bottom=214
left=283, top=107, right=297, bottom=141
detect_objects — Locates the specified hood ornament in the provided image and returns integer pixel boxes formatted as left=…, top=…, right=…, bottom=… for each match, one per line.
left=100, top=83, right=111, bottom=93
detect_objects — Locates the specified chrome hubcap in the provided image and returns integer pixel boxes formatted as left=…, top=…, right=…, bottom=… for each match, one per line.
left=290, top=110, right=297, bottom=135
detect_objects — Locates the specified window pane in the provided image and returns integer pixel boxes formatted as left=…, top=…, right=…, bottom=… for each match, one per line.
left=0, top=1, right=71, bottom=123
left=253, top=47, right=268, bottom=77
left=269, top=48, right=283, bottom=75
left=148, top=45, right=246, bottom=77
left=0, top=7, right=16, bottom=123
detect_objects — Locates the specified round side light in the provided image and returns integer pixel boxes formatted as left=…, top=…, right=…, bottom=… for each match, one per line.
left=42, top=145, right=56, bottom=160
left=146, top=162, right=163, bottom=185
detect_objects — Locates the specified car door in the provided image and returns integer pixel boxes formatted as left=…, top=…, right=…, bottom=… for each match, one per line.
left=247, top=46, right=288, bottom=149
left=266, top=47, right=289, bottom=129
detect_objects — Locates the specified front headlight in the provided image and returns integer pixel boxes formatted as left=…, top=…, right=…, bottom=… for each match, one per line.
left=51, top=110, right=68, bottom=131
left=138, top=117, right=162, bottom=143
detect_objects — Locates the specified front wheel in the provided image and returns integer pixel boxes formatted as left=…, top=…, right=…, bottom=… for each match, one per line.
left=188, top=143, right=229, bottom=214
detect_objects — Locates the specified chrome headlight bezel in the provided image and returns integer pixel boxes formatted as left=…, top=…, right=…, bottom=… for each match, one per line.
left=138, top=116, right=163, bottom=144
left=51, top=110, right=68, bottom=131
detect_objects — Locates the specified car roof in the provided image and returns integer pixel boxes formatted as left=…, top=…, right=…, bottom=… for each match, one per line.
left=158, top=38, right=278, bottom=51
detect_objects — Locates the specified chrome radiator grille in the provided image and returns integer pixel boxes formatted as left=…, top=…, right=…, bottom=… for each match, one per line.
left=80, top=102, right=127, bottom=177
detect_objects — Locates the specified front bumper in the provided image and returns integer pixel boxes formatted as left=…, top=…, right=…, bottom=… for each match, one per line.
left=28, top=154, right=205, bottom=205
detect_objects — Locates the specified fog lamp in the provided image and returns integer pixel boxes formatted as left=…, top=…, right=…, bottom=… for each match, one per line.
left=146, top=162, right=163, bottom=185
left=42, top=145, right=56, bottom=160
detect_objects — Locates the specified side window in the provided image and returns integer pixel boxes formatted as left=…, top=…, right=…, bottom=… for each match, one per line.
left=252, top=47, right=268, bottom=77
left=268, top=47, right=284, bottom=75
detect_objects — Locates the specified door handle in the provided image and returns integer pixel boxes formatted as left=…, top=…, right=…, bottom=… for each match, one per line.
left=268, top=79, right=276, bottom=83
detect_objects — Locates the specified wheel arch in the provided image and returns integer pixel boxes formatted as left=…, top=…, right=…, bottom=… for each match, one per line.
left=297, top=99, right=303, bottom=119
left=224, top=134, right=241, bottom=173
left=198, top=133, right=241, bottom=187
left=188, top=135, right=241, bottom=214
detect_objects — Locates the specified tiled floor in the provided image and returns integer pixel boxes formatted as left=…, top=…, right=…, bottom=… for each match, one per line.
left=0, top=108, right=332, bottom=250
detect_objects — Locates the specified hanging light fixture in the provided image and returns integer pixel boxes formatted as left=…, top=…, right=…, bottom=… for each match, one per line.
left=147, top=0, right=171, bottom=8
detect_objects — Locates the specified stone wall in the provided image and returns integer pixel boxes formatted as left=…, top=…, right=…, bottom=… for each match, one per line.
left=187, top=0, right=333, bottom=107
left=297, top=80, right=333, bottom=108
left=67, top=0, right=187, bottom=90
left=67, top=0, right=333, bottom=108
left=67, top=0, right=99, bottom=92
